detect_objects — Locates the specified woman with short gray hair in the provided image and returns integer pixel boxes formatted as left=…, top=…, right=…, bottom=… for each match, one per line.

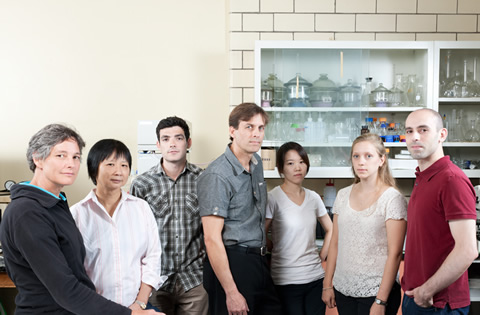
left=0, top=123, right=162, bottom=315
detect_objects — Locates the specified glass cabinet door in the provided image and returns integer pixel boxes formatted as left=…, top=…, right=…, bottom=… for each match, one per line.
left=434, top=41, right=480, bottom=179
left=255, top=41, right=434, bottom=178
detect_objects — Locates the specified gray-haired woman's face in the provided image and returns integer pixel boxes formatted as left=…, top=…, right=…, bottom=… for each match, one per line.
left=33, top=139, right=81, bottom=191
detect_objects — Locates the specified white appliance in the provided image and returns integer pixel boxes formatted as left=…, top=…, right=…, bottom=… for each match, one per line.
left=137, top=120, right=162, bottom=175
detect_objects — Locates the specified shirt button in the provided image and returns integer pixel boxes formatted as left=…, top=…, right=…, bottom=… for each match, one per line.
left=214, top=206, right=219, bottom=210
left=213, top=212, right=218, bottom=215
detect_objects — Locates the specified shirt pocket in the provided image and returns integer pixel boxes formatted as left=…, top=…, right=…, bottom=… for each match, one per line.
left=148, top=193, right=170, bottom=218
left=185, top=192, right=200, bottom=217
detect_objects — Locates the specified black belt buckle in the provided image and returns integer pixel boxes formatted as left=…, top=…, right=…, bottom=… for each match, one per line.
left=260, top=246, right=267, bottom=256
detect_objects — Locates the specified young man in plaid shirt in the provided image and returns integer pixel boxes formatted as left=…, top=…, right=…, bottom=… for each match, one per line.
left=131, top=116, right=208, bottom=315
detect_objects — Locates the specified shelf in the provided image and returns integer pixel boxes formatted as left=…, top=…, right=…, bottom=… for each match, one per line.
left=264, top=167, right=480, bottom=179
left=262, top=141, right=408, bottom=147
left=438, top=97, right=480, bottom=103
left=444, top=142, right=480, bottom=147
left=263, top=106, right=424, bottom=112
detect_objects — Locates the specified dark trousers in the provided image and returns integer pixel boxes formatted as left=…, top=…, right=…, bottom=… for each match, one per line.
left=402, top=295, right=470, bottom=314
left=275, top=278, right=326, bottom=315
left=335, top=281, right=402, bottom=315
left=203, top=246, right=281, bottom=315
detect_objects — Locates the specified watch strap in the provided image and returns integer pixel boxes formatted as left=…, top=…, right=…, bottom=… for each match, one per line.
left=375, top=298, right=388, bottom=306
left=135, top=300, right=147, bottom=310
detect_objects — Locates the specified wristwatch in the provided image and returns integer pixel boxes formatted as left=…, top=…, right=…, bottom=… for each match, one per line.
left=135, top=300, right=147, bottom=310
left=375, top=298, right=388, bottom=306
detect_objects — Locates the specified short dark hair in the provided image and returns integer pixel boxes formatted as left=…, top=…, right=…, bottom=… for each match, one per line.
left=229, top=103, right=269, bottom=141
left=27, top=123, right=86, bottom=172
left=276, top=142, right=310, bottom=176
left=156, top=116, right=190, bottom=141
left=87, top=139, right=132, bottom=185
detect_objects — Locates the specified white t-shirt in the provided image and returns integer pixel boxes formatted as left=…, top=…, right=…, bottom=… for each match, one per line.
left=266, top=186, right=328, bottom=285
left=332, top=185, right=407, bottom=297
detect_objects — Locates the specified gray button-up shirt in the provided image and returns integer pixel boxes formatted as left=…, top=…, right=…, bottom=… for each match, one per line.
left=198, top=145, right=267, bottom=247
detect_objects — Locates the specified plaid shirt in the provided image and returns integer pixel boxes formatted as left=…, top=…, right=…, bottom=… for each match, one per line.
left=130, top=161, right=204, bottom=293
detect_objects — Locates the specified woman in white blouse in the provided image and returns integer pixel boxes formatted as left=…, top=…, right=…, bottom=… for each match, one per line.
left=265, top=142, right=332, bottom=315
left=71, top=139, right=165, bottom=311
left=322, top=133, right=407, bottom=315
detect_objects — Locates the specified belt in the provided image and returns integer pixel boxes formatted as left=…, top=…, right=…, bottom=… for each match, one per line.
left=226, top=244, right=267, bottom=256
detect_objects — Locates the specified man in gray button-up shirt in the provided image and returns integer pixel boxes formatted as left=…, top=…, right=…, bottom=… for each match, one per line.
left=199, top=103, right=281, bottom=315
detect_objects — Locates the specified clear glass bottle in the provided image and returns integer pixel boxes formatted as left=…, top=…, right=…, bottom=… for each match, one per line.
left=464, top=120, right=480, bottom=142
left=406, top=74, right=416, bottom=106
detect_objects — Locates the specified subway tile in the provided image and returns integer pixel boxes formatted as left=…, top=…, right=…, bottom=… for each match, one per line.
left=230, top=88, right=243, bottom=106
left=230, top=0, right=259, bottom=13
left=377, top=0, right=416, bottom=13
left=458, top=0, right=480, bottom=14
left=294, top=32, right=335, bottom=40
left=334, top=32, right=375, bottom=40
left=274, top=14, right=315, bottom=32
left=243, top=14, right=274, bottom=32
left=230, top=13, right=242, bottom=32
left=260, top=32, right=294, bottom=40
left=418, top=0, right=456, bottom=13
left=261, top=0, right=293, bottom=12
left=336, top=0, right=375, bottom=13
left=231, top=69, right=255, bottom=87
left=243, top=88, right=255, bottom=103
left=375, top=33, right=416, bottom=41
left=230, top=51, right=243, bottom=69
left=295, top=0, right=335, bottom=13
left=415, top=33, right=457, bottom=41
left=457, top=33, right=480, bottom=41
left=230, top=32, right=260, bottom=50
left=243, top=51, right=255, bottom=69
left=315, top=14, right=355, bottom=32
left=356, top=14, right=396, bottom=32
left=397, top=15, right=436, bottom=32
left=438, top=15, right=477, bottom=32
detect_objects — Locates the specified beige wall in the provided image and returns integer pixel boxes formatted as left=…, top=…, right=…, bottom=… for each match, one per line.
left=0, top=1, right=229, bottom=203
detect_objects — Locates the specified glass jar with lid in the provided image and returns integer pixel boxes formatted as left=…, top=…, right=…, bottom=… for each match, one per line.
left=261, top=81, right=273, bottom=107
left=338, top=79, right=361, bottom=107
left=310, top=74, right=338, bottom=107
left=371, top=83, right=391, bottom=107
left=265, top=73, right=287, bottom=107
left=284, top=74, right=312, bottom=107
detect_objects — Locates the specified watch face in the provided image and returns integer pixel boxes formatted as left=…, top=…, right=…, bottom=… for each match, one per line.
left=5, top=180, right=15, bottom=191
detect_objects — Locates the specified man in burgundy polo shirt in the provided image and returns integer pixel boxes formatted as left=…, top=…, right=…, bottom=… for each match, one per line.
left=401, top=108, right=477, bottom=314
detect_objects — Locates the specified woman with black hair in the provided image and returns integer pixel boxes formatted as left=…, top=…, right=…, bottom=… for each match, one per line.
left=71, top=139, right=165, bottom=311
left=265, top=141, right=332, bottom=315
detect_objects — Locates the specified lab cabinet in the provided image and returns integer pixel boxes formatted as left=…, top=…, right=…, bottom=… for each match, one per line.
left=255, top=40, right=434, bottom=179
left=433, top=42, right=480, bottom=180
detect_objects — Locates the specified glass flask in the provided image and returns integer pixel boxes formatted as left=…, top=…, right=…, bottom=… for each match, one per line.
left=464, top=120, right=480, bottom=142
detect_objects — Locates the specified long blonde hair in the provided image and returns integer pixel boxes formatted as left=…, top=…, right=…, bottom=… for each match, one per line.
left=350, top=133, right=396, bottom=188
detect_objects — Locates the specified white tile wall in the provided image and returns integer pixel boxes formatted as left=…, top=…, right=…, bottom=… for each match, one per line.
left=356, top=14, right=396, bottom=32
left=316, top=14, right=355, bottom=32
left=261, top=0, right=293, bottom=13
left=295, top=0, right=335, bottom=13
left=274, top=14, right=315, bottom=32
left=417, top=0, right=457, bottom=14
left=458, top=0, right=480, bottom=14
left=336, top=0, right=376, bottom=13
left=437, top=15, right=477, bottom=33
left=377, top=0, right=416, bottom=14
left=294, top=32, right=335, bottom=40
left=397, top=15, right=436, bottom=32
left=243, top=14, right=274, bottom=32
left=228, top=0, right=480, bottom=106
